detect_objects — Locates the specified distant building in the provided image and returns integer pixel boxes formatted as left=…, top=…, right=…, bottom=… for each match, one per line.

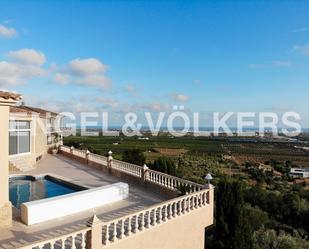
left=290, top=168, right=309, bottom=178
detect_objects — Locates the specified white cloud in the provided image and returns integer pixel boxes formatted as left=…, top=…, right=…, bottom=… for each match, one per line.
left=271, top=61, right=291, bottom=67
left=0, top=24, right=18, bottom=38
left=75, top=75, right=111, bottom=89
left=54, top=73, right=70, bottom=84
left=170, top=93, right=189, bottom=102
left=68, top=58, right=108, bottom=76
left=292, top=44, right=309, bottom=56
left=53, top=57, right=112, bottom=90
left=8, top=49, right=46, bottom=65
left=0, top=61, right=46, bottom=87
left=0, top=49, right=47, bottom=87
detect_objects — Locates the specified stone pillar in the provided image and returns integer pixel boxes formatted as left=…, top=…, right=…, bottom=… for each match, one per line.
left=107, top=150, right=113, bottom=174
left=142, top=164, right=149, bottom=183
left=0, top=92, right=21, bottom=228
left=86, top=215, right=102, bottom=249
left=86, top=150, right=90, bottom=164
left=0, top=106, right=12, bottom=228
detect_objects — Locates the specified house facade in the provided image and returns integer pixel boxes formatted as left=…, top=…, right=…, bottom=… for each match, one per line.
left=9, top=105, right=63, bottom=171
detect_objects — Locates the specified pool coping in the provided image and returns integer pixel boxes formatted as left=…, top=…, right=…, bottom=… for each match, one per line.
left=9, top=173, right=90, bottom=218
left=10, top=172, right=90, bottom=190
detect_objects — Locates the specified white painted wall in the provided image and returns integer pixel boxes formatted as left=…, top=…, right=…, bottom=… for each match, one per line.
left=21, top=182, right=129, bottom=225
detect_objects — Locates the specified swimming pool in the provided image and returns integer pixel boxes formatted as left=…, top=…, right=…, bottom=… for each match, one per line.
left=9, top=175, right=87, bottom=208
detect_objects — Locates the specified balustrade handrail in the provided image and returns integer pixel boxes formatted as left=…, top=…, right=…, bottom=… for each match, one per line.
left=104, top=187, right=210, bottom=226
left=112, top=158, right=143, bottom=169
left=16, top=227, right=91, bottom=249
left=60, top=145, right=205, bottom=191
left=89, top=152, right=108, bottom=160
left=148, top=169, right=205, bottom=190
left=101, top=187, right=212, bottom=246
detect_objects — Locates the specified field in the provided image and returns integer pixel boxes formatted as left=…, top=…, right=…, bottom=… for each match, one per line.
left=64, top=135, right=309, bottom=166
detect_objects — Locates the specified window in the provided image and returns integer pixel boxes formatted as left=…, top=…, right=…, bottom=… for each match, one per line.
left=9, top=121, right=31, bottom=155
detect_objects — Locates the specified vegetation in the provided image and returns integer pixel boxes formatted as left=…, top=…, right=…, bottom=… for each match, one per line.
left=148, top=156, right=177, bottom=175
left=122, top=149, right=146, bottom=166
left=212, top=178, right=254, bottom=249
left=64, top=134, right=309, bottom=248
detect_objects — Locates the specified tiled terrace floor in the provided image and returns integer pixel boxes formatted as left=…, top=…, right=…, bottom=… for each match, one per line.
left=0, top=154, right=169, bottom=249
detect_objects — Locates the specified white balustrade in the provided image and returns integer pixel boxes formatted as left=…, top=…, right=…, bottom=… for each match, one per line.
left=88, top=153, right=108, bottom=166
left=112, top=159, right=142, bottom=177
left=72, top=148, right=86, bottom=158
left=16, top=229, right=90, bottom=249
left=101, top=188, right=210, bottom=246
left=19, top=146, right=213, bottom=249
left=60, top=146, right=205, bottom=194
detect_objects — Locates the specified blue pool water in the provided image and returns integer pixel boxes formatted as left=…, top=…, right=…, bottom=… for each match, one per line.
left=9, top=175, right=85, bottom=208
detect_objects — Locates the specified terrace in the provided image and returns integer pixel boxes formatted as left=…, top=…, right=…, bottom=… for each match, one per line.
left=1, top=146, right=213, bottom=249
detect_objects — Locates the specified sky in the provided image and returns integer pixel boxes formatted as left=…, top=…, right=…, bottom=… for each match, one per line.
left=0, top=1, right=309, bottom=128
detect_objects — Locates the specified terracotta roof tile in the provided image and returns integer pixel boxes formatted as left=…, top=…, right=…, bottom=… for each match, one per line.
left=0, top=91, right=22, bottom=101
left=10, top=106, right=35, bottom=115
left=10, top=105, right=59, bottom=117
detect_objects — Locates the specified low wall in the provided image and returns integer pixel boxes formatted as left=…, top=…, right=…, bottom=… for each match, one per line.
left=106, top=200, right=214, bottom=249
left=59, top=148, right=202, bottom=199
left=21, top=182, right=129, bottom=225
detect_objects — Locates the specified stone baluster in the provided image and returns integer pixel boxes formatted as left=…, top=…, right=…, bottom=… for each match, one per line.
left=133, top=215, right=138, bottom=233
left=182, top=199, right=187, bottom=214
left=61, top=238, right=65, bottom=248
left=199, top=193, right=203, bottom=207
left=127, top=217, right=131, bottom=236
left=140, top=213, right=144, bottom=231
left=119, top=220, right=124, bottom=239
left=71, top=236, right=76, bottom=249
left=173, top=202, right=177, bottom=217
left=81, top=231, right=86, bottom=249
left=154, top=208, right=159, bottom=224
left=178, top=201, right=182, bottom=215
left=112, top=222, right=117, bottom=241
left=51, top=241, right=56, bottom=249
left=201, top=192, right=205, bottom=205
left=146, top=211, right=151, bottom=228
left=169, top=204, right=173, bottom=219
left=163, top=205, right=167, bottom=221
left=189, top=196, right=193, bottom=210
left=103, top=225, right=109, bottom=245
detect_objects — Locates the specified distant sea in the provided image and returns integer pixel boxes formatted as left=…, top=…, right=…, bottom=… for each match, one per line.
left=74, top=126, right=309, bottom=132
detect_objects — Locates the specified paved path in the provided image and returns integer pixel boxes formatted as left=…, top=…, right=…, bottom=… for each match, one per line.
left=0, top=154, right=168, bottom=249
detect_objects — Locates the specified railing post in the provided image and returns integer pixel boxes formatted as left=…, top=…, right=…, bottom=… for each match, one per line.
left=107, top=150, right=113, bottom=174
left=142, top=164, right=149, bottom=184
left=86, top=215, right=102, bottom=249
left=70, top=146, right=74, bottom=154
left=86, top=150, right=90, bottom=165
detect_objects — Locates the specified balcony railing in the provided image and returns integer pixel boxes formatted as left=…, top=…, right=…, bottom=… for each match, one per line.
left=15, top=145, right=213, bottom=249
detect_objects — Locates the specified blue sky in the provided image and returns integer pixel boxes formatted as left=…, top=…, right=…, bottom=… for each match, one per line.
left=0, top=1, right=309, bottom=127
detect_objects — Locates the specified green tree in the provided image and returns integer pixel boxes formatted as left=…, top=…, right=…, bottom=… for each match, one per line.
left=253, top=228, right=309, bottom=249
left=150, top=156, right=177, bottom=175
left=122, top=149, right=146, bottom=166
left=213, top=178, right=254, bottom=249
